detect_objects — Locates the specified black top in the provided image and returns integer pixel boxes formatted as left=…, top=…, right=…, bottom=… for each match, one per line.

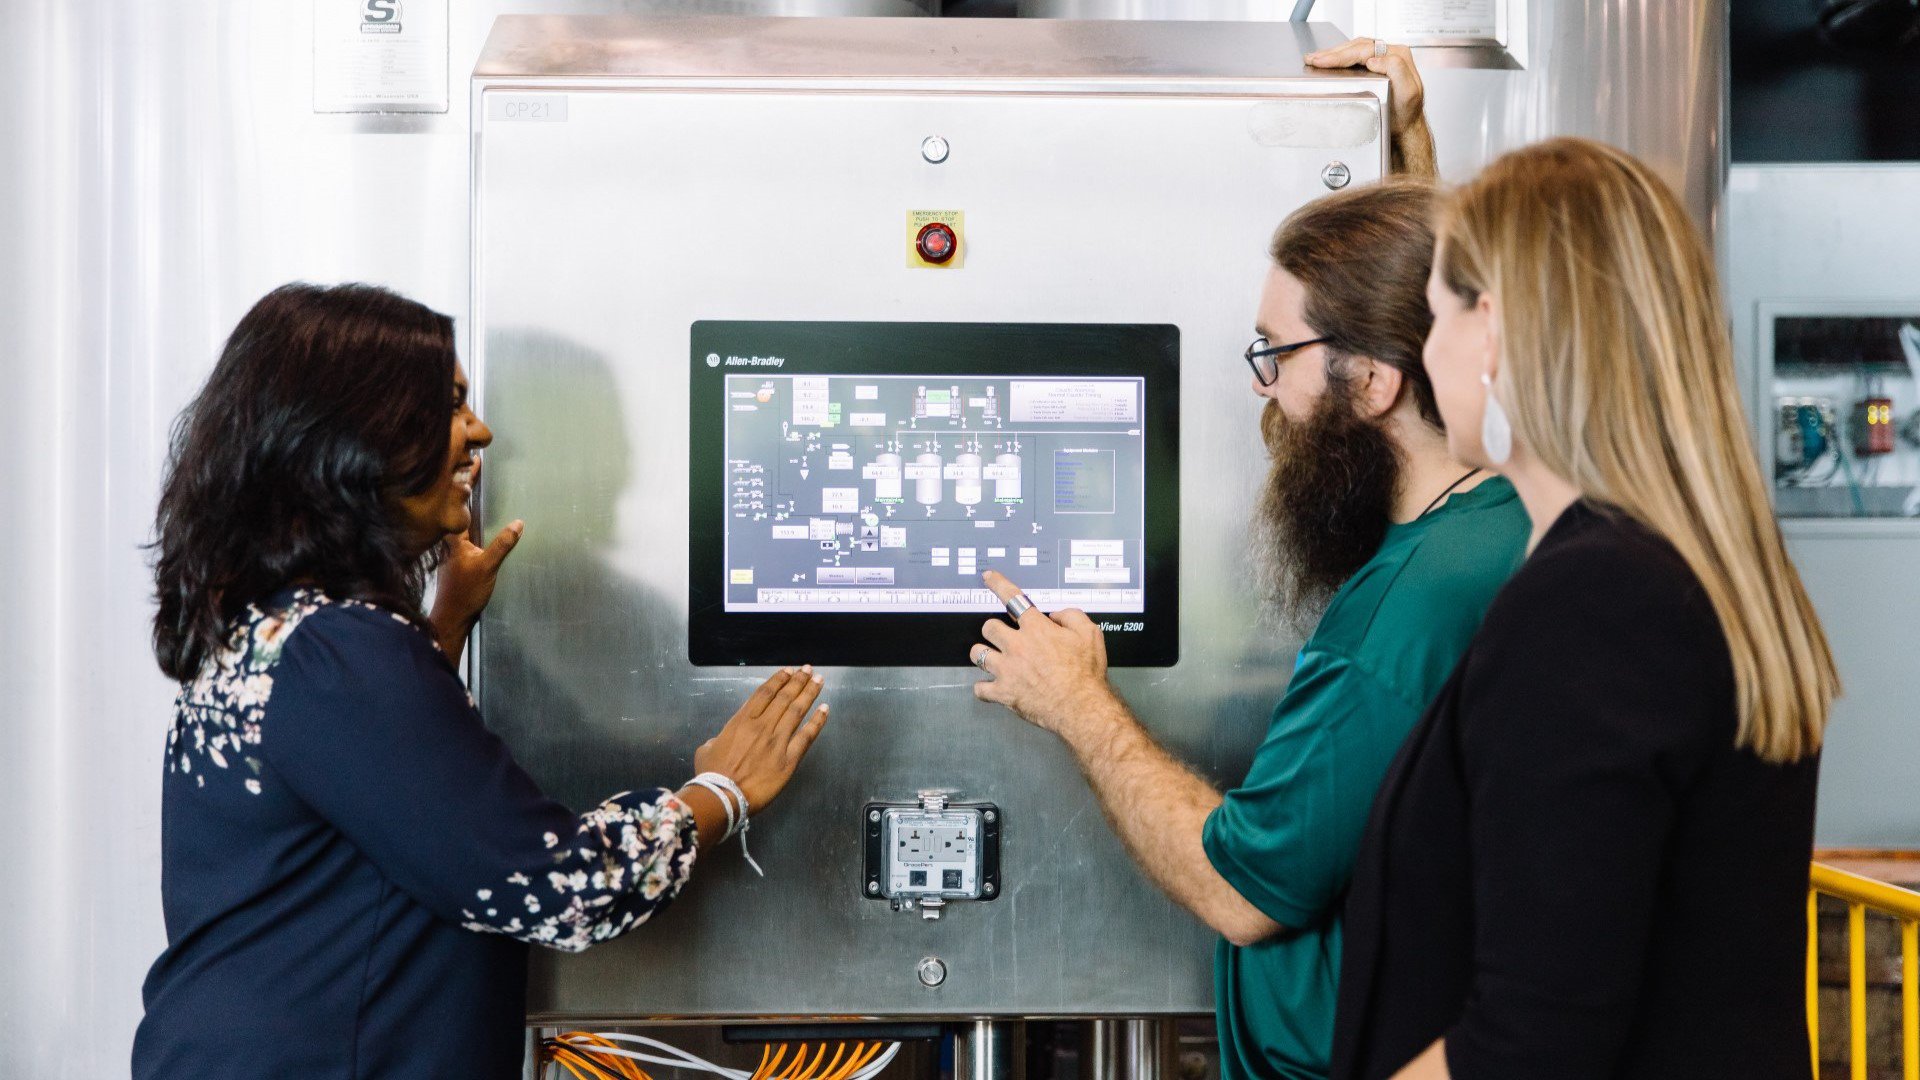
left=133, top=589, right=699, bottom=1080
left=1330, top=501, right=1820, bottom=1080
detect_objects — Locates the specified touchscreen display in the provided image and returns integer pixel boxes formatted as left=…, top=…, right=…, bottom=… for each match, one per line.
left=689, top=321, right=1178, bottom=667
left=721, top=373, right=1146, bottom=614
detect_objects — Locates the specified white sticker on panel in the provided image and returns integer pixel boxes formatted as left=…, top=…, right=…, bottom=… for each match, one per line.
left=313, top=0, right=450, bottom=113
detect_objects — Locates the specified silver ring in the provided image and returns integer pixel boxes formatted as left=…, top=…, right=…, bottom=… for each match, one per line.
left=971, top=645, right=991, bottom=669
left=1004, top=593, right=1035, bottom=620
left=1373, top=39, right=1389, bottom=57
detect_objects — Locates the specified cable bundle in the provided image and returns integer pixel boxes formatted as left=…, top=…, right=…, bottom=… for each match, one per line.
left=543, top=1032, right=901, bottom=1080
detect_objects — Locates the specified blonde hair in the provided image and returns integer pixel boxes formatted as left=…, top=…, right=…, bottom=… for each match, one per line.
left=1437, top=138, right=1837, bottom=763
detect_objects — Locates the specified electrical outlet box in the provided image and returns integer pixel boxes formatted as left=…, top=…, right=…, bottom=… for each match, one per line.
left=863, top=799, right=1001, bottom=910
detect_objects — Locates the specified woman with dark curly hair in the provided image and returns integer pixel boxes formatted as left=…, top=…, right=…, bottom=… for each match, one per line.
left=132, top=283, right=828, bottom=1079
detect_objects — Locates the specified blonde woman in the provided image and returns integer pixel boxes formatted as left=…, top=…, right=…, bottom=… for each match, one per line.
left=1329, top=138, right=1839, bottom=1080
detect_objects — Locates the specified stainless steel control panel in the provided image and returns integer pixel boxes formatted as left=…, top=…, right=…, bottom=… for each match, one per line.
left=471, top=14, right=1385, bottom=1020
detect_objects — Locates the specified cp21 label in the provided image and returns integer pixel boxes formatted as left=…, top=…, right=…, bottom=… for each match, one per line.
left=489, top=96, right=569, bottom=123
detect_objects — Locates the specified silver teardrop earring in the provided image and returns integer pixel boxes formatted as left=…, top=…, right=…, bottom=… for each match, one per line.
left=1481, top=372, right=1513, bottom=465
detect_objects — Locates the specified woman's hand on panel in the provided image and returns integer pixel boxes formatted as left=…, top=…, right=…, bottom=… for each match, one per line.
left=427, top=519, right=524, bottom=660
left=694, top=666, right=829, bottom=813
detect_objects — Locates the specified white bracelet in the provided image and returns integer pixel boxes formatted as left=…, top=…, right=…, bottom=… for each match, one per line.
left=685, top=776, right=738, bottom=838
left=689, top=772, right=763, bottom=877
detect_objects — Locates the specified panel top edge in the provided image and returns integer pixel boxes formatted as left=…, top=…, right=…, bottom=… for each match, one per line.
left=473, top=15, right=1374, bottom=84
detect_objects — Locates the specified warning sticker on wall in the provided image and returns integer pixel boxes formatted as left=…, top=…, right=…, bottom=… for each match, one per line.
left=313, top=0, right=450, bottom=114
left=1380, top=0, right=1500, bottom=41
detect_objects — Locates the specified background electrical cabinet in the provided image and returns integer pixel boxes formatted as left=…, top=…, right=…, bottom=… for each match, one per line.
left=1761, top=305, right=1920, bottom=519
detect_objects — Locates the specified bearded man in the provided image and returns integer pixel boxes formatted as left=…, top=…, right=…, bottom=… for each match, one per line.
left=962, top=43, right=1530, bottom=1080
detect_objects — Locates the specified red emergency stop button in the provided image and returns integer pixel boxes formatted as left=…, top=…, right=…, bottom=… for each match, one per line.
left=916, top=221, right=957, bottom=264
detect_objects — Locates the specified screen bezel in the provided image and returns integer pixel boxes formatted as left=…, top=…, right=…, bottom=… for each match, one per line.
left=688, top=320, right=1180, bottom=667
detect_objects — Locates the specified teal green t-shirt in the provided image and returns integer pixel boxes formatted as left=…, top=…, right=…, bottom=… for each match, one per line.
left=1201, top=476, right=1529, bottom=1080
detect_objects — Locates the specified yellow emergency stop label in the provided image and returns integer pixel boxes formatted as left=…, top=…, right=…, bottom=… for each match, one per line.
left=907, top=210, right=965, bottom=269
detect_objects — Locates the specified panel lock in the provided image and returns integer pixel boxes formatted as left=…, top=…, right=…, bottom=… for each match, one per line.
left=863, top=793, right=1001, bottom=919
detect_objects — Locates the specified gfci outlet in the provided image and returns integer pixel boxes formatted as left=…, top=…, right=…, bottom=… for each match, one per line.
left=863, top=796, right=1001, bottom=918
left=927, top=827, right=970, bottom=863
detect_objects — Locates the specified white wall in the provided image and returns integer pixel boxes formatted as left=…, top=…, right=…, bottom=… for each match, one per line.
left=0, top=3, right=493, bottom=1074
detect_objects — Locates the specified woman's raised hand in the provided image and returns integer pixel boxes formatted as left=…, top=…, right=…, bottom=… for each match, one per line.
left=427, top=520, right=524, bottom=660
left=693, top=666, right=830, bottom=813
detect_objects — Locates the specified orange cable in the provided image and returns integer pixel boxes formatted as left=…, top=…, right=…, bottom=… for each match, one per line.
left=840, top=1042, right=876, bottom=1080
left=550, top=1040, right=596, bottom=1077
left=824, top=1043, right=853, bottom=1080
left=845, top=1042, right=882, bottom=1079
left=783, top=1043, right=811, bottom=1080
left=781, top=1043, right=810, bottom=1080
left=575, top=1034, right=649, bottom=1080
left=825, top=1044, right=857, bottom=1080
left=765, top=1043, right=792, bottom=1080
left=552, top=1047, right=617, bottom=1080
left=552, top=1036, right=630, bottom=1080
left=818, top=1042, right=849, bottom=1080
left=577, top=1048, right=627, bottom=1080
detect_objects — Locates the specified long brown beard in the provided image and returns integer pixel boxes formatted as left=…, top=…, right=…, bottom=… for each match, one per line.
left=1249, top=377, right=1403, bottom=637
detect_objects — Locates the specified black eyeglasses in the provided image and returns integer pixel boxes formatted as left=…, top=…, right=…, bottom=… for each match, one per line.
left=1244, top=335, right=1331, bottom=387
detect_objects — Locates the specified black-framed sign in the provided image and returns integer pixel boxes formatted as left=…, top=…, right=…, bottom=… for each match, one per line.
left=688, top=320, right=1180, bottom=667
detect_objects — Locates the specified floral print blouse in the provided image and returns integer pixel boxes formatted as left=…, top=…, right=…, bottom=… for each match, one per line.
left=134, top=588, right=698, bottom=1080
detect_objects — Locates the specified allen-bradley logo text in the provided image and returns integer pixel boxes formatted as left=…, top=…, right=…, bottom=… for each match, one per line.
left=724, top=354, right=786, bottom=368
